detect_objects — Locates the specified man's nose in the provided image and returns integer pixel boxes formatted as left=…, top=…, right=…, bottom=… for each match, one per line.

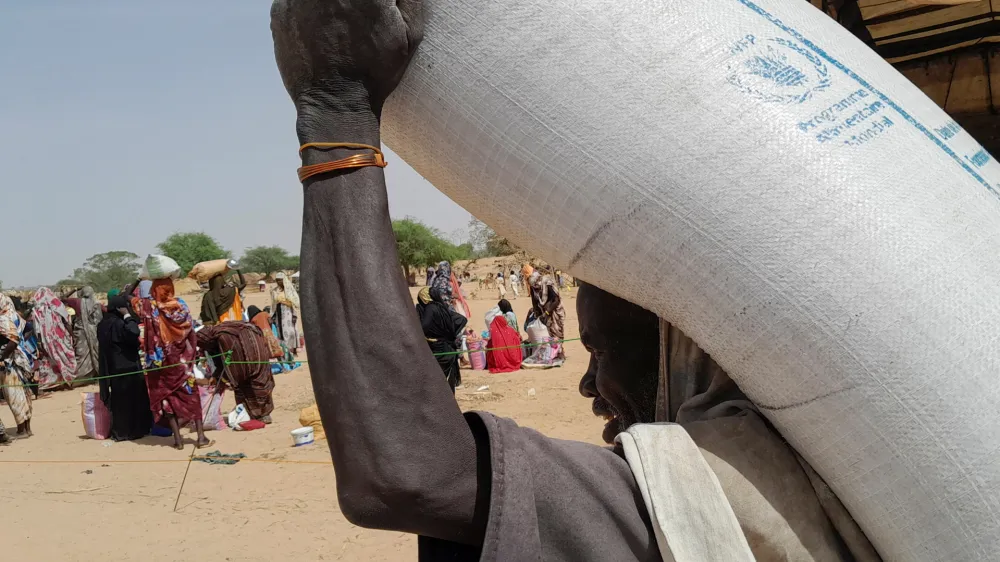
left=579, top=355, right=599, bottom=398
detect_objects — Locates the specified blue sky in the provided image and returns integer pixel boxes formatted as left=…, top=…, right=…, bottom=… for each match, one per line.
left=0, top=1, right=471, bottom=287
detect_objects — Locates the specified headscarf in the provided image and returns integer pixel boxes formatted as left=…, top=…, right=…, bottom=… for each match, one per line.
left=418, top=287, right=432, bottom=305
left=416, top=286, right=433, bottom=317
left=246, top=304, right=267, bottom=330
left=498, top=299, right=513, bottom=314
left=429, top=261, right=453, bottom=302
left=151, top=278, right=192, bottom=345
left=201, top=274, right=237, bottom=324
left=273, top=273, right=301, bottom=310
left=79, top=286, right=102, bottom=327
left=138, top=280, right=153, bottom=299
left=0, top=293, right=22, bottom=343
left=419, top=295, right=467, bottom=342
left=107, top=294, right=129, bottom=313
left=107, top=288, right=121, bottom=298
left=0, top=294, right=33, bottom=375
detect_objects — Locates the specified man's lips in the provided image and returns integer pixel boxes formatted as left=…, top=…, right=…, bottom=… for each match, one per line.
left=592, top=397, right=616, bottom=420
left=592, top=397, right=627, bottom=443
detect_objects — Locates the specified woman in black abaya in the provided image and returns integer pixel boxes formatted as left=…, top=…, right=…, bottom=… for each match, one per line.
left=97, top=295, right=152, bottom=441
left=418, top=287, right=467, bottom=392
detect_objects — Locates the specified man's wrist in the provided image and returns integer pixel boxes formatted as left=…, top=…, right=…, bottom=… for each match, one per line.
left=295, top=88, right=381, bottom=161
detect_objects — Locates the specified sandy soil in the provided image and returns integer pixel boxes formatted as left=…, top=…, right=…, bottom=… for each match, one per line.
left=1, top=283, right=601, bottom=561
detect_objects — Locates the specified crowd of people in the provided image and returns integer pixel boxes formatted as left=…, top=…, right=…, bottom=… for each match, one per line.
left=416, top=261, right=570, bottom=391
left=0, top=265, right=302, bottom=448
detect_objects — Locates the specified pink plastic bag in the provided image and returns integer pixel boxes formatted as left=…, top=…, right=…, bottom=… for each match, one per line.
left=198, top=386, right=226, bottom=431
left=468, top=340, right=487, bottom=370
left=81, top=392, right=111, bottom=440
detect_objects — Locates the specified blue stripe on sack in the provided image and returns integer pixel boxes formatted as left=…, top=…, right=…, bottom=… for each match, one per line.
left=734, top=0, right=1000, bottom=199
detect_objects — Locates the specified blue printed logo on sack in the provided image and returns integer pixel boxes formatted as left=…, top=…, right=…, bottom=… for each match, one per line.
left=727, top=35, right=830, bottom=104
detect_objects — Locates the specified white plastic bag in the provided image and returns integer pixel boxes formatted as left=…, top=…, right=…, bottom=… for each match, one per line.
left=227, top=404, right=251, bottom=430
left=141, top=254, right=181, bottom=280
left=525, top=319, right=550, bottom=344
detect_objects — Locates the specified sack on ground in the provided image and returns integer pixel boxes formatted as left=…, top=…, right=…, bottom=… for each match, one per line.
left=187, top=259, right=231, bottom=283
left=299, top=404, right=326, bottom=441
left=141, top=254, right=181, bottom=280
left=525, top=319, right=550, bottom=344
left=80, top=392, right=110, bottom=440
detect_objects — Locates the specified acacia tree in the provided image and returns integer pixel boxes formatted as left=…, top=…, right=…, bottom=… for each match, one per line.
left=392, top=218, right=471, bottom=283
left=56, top=251, right=142, bottom=293
left=241, top=246, right=299, bottom=275
left=468, top=218, right=519, bottom=257
left=156, top=232, right=230, bottom=275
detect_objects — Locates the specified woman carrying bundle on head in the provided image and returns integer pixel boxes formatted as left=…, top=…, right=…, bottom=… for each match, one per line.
left=200, top=270, right=246, bottom=326
left=137, top=278, right=209, bottom=450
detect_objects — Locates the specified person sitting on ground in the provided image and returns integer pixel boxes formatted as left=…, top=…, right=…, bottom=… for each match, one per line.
left=486, top=299, right=521, bottom=374
left=196, top=321, right=276, bottom=424
left=269, top=3, right=879, bottom=559
left=200, top=270, right=247, bottom=326
left=97, top=294, right=152, bottom=441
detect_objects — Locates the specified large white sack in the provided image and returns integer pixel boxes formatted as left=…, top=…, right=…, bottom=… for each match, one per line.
left=382, top=1, right=1000, bottom=560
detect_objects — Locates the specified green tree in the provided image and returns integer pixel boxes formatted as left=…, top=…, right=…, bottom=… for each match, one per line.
left=156, top=232, right=230, bottom=275
left=392, top=218, right=470, bottom=279
left=241, top=246, right=300, bottom=275
left=57, top=251, right=141, bottom=293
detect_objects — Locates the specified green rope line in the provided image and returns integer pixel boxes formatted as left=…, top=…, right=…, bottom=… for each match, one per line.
left=0, top=338, right=580, bottom=388
left=224, top=338, right=582, bottom=364
left=0, top=351, right=231, bottom=390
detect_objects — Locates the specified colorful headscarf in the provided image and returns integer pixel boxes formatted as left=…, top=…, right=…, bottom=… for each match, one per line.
left=0, top=293, right=21, bottom=343
left=0, top=293, right=34, bottom=375
left=430, top=261, right=453, bottom=301
left=417, top=287, right=432, bottom=305
left=151, top=279, right=192, bottom=345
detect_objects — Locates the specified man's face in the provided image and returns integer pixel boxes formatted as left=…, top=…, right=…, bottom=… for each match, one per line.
left=577, top=283, right=660, bottom=443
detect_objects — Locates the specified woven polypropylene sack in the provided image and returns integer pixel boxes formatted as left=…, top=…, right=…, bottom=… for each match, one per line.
left=382, top=1, right=1000, bottom=560
left=142, top=254, right=181, bottom=280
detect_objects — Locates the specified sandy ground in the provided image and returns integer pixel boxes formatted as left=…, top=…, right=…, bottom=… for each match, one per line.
left=1, top=283, right=601, bottom=560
